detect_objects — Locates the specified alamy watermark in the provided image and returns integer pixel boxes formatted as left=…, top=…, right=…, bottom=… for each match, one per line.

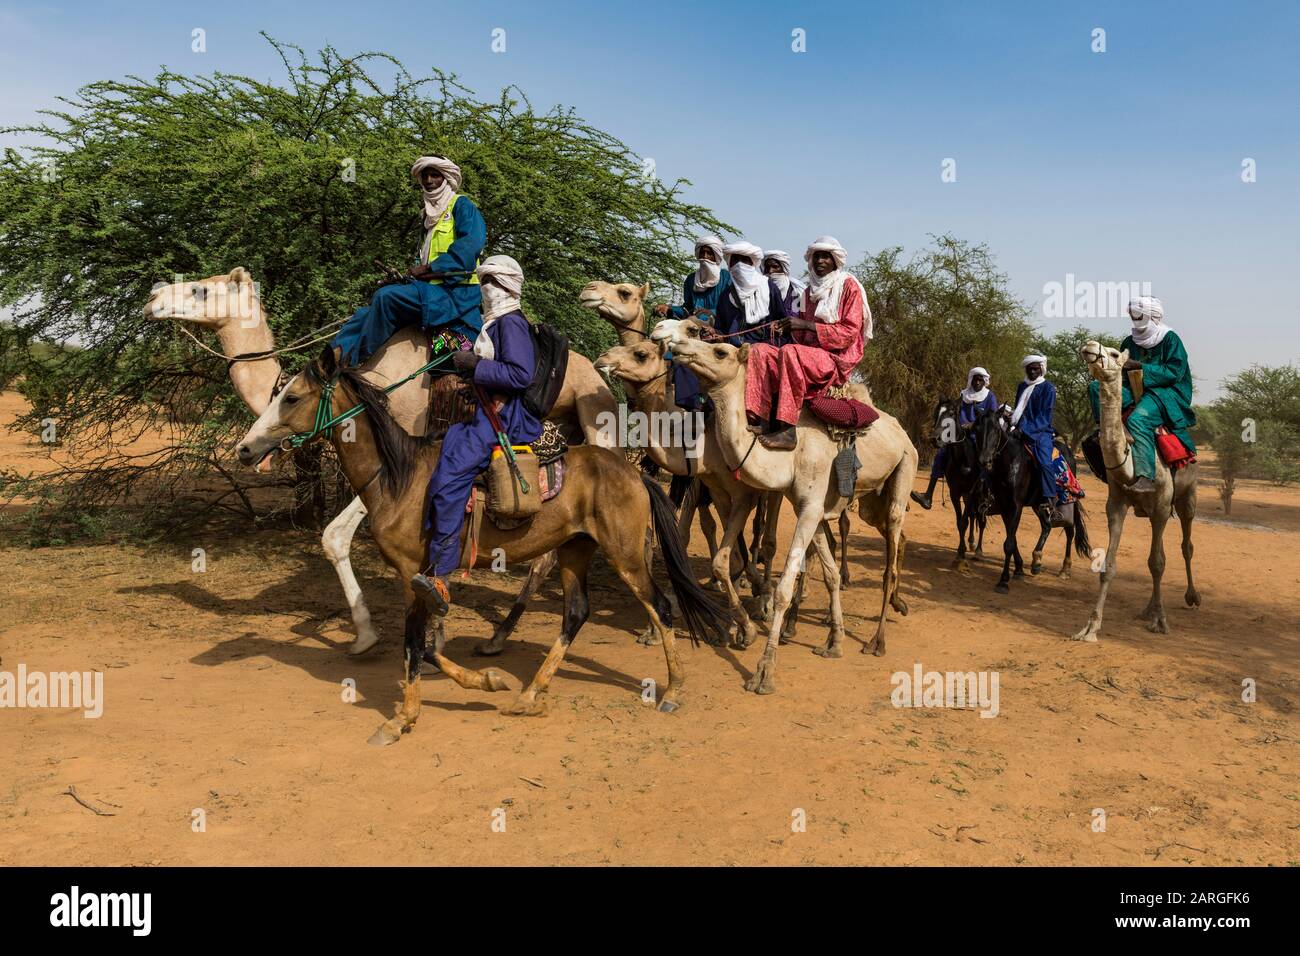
left=0, top=664, right=103, bottom=718
left=594, top=405, right=706, bottom=459
left=890, top=663, right=999, bottom=718
left=1042, top=274, right=1152, bottom=320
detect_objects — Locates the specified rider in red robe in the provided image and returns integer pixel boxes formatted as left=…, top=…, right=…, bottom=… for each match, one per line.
left=744, top=236, right=871, bottom=449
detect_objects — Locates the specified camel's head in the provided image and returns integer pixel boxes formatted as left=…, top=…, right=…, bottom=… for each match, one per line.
left=594, top=340, right=669, bottom=387
left=236, top=345, right=340, bottom=468
left=649, top=316, right=712, bottom=348
left=145, top=266, right=259, bottom=327
left=669, top=338, right=748, bottom=388
left=1080, top=340, right=1128, bottom=383
left=578, top=280, right=650, bottom=328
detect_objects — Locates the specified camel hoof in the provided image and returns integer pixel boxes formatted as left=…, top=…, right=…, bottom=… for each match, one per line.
left=635, top=628, right=663, bottom=647
left=861, top=638, right=886, bottom=657
left=1058, top=569, right=1072, bottom=579
left=347, top=633, right=379, bottom=656
left=1071, top=629, right=1099, bottom=643
left=995, top=582, right=1010, bottom=594
left=1146, top=619, right=1169, bottom=635
left=744, top=664, right=776, bottom=695
left=1186, top=589, right=1201, bottom=607
left=367, top=721, right=406, bottom=747
left=812, top=643, right=843, bottom=659
left=657, top=698, right=680, bottom=714
left=504, top=696, right=548, bottom=717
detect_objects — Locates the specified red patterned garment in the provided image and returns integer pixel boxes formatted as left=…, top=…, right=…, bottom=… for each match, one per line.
left=744, top=277, right=867, bottom=427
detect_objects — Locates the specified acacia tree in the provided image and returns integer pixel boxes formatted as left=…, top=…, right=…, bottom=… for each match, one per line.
left=853, top=235, right=1037, bottom=452
left=0, top=36, right=728, bottom=541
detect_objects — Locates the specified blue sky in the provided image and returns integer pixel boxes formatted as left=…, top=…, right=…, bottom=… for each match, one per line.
left=2, top=0, right=1297, bottom=399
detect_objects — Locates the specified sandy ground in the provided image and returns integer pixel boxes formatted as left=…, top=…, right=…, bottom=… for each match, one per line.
left=1, top=389, right=1297, bottom=866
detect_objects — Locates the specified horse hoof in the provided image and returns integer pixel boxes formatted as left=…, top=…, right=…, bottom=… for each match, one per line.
left=1030, top=566, right=1042, bottom=576
left=474, top=638, right=505, bottom=657
left=367, top=722, right=405, bottom=747
left=484, top=669, right=510, bottom=692
left=892, top=598, right=909, bottom=616
left=995, top=583, right=1010, bottom=594
left=657, top=698, right=680, bottom=714
left=347, top=634, right=379, bottom=656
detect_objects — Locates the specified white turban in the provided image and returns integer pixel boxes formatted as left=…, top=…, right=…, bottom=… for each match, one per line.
left=474, top=255, right=525, bottom=357
left=723, top=241, right=769, bottom=325
left=1010, top=356, right=1048, bottom=426
left=762, top=249, right=804, bottom=300
left=411, top=156, right=462, bottom=229
left=962, top=366, right=991, bottom=404
left=692, top=235, right=725, bottom=293
left=1127, top=296, right=1172, bottom=349
left=803, top=236, right=871, bottom=338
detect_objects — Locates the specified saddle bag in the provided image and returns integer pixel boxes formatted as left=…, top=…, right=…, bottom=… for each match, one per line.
left=486, top=446, right=542, bottom=519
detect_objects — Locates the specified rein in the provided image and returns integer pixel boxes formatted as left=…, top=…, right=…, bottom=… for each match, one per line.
left=279, top=348, right=458, bottom=451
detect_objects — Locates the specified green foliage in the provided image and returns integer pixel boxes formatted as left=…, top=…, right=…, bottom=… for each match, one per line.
left=0, top=35, right=728, bottom=534
left=853, top=235, right=1037, bottom=448
left=1032, top=326, right=1125, bottom=452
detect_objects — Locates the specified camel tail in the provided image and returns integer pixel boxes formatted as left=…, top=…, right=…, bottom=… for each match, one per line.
left=1072, top=499, right=1092, bottom=558
left=641, top=475, right=731, bottom=648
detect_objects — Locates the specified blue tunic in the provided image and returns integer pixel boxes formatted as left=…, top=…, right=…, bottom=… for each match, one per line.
left=424, top=310, right=543, bottom=575
left=334, top=195, right=488, bottom=367
left=669, top=270, right=732, bottom=411
left=713, top=277, right=790, bottom=346
left=1012, top=379, right=1059, bottom=501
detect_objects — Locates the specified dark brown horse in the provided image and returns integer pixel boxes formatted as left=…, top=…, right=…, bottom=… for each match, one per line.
left=236, top=346, right=730, bottom=745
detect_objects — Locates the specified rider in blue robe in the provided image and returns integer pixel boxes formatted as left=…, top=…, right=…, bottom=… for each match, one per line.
left=911, top=367, right=998, bottom=510
left=412, top=256, right=542, bottom=613
left=714, top=243, right=789, bottom=347
left=653, top=236, right=731, bottom=412
left=333, top=156, right=486, bottom=367
left=1006, top=354, right=1064, bottom=520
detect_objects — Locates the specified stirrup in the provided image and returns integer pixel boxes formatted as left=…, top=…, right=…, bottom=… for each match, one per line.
left=411, top=573, right=450, bottom=617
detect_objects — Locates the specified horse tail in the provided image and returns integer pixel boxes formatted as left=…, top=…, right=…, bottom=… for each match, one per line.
left=668, top=473, right=692, bottom=508
left=1072, top=499, right=1092, bottom=557
left=641, top=474, right=731, bottom=647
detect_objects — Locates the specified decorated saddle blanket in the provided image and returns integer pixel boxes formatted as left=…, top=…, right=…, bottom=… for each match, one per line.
left=807, top=383, right=879, bottom=431
left=1023, top=439, right=1085, bottom=503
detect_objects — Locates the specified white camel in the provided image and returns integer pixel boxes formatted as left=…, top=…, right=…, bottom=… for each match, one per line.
left=146, top=267, right=619, bottom=655
left=667, top=331, right=918, bottom=694
left=1073, top=342, right=1200, bottom=641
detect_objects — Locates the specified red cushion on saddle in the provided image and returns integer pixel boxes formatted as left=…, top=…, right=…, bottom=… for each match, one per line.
left=1155, top=428, right=1195, bottom=468
left=807, top=395, right=879, bottom=429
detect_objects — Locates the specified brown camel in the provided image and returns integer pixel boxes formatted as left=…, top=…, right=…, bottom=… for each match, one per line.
left=146, top=268, right=620, bottom=656
left=235, top=346, right=731, bottom=744
left=1073, top=342, right=1200, bottom=641
left=668, top=335, right=917, bottom=694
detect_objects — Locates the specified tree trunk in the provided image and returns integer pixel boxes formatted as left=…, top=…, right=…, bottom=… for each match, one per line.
left=1219, top=478, right=1234, bottom=516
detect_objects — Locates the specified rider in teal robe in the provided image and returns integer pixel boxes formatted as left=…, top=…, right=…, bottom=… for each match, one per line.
left=1087, top=297, right=1196, bottom=492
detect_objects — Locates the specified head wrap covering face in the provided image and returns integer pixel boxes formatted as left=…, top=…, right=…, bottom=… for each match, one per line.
left=474, top=255, right=525, bottom=358
left=762, top=250, right=804, bottom=298
left=692, top=235, right=726, bottom=293
left=723, top=241, right=769, bottom=325
left=1127, top=296, right=1172, bottom=349
left=1010, top=355, right=1047, bottom=426
left=961, top=366, right=991, bottom=405
left=802, top=236, right=872, bottom=338
left=411, top=156, right=462, bottom=229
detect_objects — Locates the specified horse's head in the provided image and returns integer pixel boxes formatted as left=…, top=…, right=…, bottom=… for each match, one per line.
left=1080, top=340, right=1128, bottom=383
left=236, top=346, right=340, bottom=467
left=931, top=397, right=960, bottom=449
left=594, top=339, right=669, bottom=386
left=973, top=408, right=1004, bottom=471
left=578, top=280, right=650, bottom=329
left=145, top=266, right=260, bottom=328
left=669, top=337, right=746, bottom=388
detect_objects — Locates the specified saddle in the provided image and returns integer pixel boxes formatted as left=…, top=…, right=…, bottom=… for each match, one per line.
left=457, top=421, right=568, bottom=575
left=806, top=384, right=880, bottom=496
left=1021, top=436, right=1085, bottom=505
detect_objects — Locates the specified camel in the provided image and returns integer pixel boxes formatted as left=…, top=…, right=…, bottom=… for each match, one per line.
left=146, top=268, right=619, bottom=655
left=667, top=333, right=918, bottom=694
left=235, top=346, right=730, bottom=744
left=1073, top=342, right=1200, bottom=641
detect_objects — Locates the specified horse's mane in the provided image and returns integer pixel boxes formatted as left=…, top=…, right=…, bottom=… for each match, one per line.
left=336, top=369, right=439, bottom=498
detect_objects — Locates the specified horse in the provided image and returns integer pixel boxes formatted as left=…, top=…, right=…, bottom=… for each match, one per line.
left=972, top=409, right=1092, bottom=592
left=235, top=345, right=731, bottom=745
left=926, top=397, right=988, bottom=570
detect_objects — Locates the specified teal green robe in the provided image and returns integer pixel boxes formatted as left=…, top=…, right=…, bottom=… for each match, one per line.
left=1088, top=330, right=1196, bottom=479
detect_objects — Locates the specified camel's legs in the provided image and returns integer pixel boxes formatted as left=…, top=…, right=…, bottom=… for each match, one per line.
left=324, top=497, right=379, bottom=656
left=838, top=510, right=852, bottom=587
left=476, top=550, right=558, bottom=656
left=810, top=524, right=846, bottom=659
left=1073, top=493, right=1129, bottom=642
left=754, top=491, right=783, bottom=621
left=1176, top=484, right=1201, bottom=607
left=711, top=491, right=760, bottom=649
left=891, top=531, right=909, bottom=615
left=504, top=540, right=597, bottom=717
left=747, top=504, right=823, bottom=695
left=1139, top=506, right=1170, bottom=634
left=1029, top=513, right=1051, bottom=575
